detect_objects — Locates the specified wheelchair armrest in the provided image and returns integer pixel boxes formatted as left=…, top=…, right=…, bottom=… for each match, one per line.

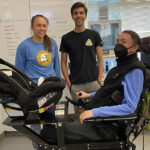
left=83, top=113, right=137, bottom=123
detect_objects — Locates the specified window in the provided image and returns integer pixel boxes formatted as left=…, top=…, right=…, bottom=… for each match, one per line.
left=89, top=20, right=121, bottom=50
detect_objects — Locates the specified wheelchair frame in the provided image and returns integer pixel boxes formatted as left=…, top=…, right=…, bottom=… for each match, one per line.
left=3, top=101, right=148, bottom=150
left=0, top=58, right=149, bottom=150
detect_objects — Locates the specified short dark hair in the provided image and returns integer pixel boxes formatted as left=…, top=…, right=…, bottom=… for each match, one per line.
left=123, top=30, right=140, bottom=46
left=71, top=2, right=88, bottom=15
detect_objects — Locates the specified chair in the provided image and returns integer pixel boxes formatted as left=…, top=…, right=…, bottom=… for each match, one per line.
left=2, top=95, right=149, bottom=150
left=0, top=58, right=149, bottom=150
left=64, top=93, right=149, bottom=150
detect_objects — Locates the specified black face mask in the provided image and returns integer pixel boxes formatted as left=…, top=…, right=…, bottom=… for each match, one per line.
left=114, top=43, right=135, bottom=57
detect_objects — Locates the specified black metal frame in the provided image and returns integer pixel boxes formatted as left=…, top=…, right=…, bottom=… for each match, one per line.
left=3, top=109, right=148, bottom=150
left=3, top=117, right=125, bottom=150
left=2, top=95, right=149, bottom=150
left=0, top=57, right=149, bottom=150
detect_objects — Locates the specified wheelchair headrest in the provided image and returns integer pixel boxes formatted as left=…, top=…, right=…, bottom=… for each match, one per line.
left=146, top=68, right=150, bottom=82
left=140, top=36, right=150, bottom=53
left=139, top=37, right=150, bottom=83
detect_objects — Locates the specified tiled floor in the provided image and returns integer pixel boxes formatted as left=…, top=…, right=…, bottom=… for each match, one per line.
left=133, top=129, right=150, bottom=150
left=0, top=129, right=150, bottom=150
left=0, top=134, right=34, bottom=150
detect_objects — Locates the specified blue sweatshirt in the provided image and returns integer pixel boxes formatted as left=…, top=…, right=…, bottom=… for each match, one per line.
left=91, top=69, right=144, bottom=117
left=15, top=38, right=60, bottom=83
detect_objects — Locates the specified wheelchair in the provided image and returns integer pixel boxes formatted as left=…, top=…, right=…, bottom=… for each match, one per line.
left=0, top=57, right=149, bottom=150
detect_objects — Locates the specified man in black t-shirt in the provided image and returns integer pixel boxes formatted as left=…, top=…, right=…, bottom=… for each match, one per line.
left=60, top=2, right=103, bottom=112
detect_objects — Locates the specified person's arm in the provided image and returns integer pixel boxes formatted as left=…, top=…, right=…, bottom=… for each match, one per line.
left=80, top=69, right=144, bottom=123
left=61, top=52, right=71, bottom=90
left=80, top=110, right=93, bottom=123
left=76, top=91, right=96, bottom=99
left=53, top=40, right=61, bottom=77
left=92, top=69, right=144, bottom=117
left=93, top=30, right=104, bottom=83
left=96, top=46, right=104, bottom=83
left=15, top=43, right=26, bottom=72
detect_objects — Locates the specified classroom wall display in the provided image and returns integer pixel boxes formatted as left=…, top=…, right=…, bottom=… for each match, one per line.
left=30, top=0, right=74, bottom=50
left=0, top=0, right=31, bottom=65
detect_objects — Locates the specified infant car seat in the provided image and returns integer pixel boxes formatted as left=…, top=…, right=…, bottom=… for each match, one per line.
left=0, top=58, right=66, bottom=121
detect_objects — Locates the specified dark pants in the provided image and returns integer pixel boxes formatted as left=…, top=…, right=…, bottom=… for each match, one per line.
left=41, top=114, right=119, bottom=144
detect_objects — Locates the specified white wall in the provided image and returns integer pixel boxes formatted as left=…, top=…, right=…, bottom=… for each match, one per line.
left=120, top=1, right=150, bottom=37
left=0, top=105, right=4, bottom=134
left=0, top=0, right=31, bottom=65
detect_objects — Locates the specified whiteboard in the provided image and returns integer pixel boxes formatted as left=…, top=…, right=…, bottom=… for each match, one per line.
left=30, top=0, right=74, bottom=49
left=0, top=0, right=31, bottom=65
left=0, top=0, right=74, bottom=63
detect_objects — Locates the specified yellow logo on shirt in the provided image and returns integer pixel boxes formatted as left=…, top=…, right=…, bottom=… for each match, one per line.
left=37, top=50, right=52, bottom=66
left=85, top=39, right=93, bottom=46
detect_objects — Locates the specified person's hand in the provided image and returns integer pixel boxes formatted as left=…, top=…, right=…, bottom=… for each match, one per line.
left=76, top=91, right=91, bottom=99
left=75, top=108, right=85, bottom=114
left=98, top=76, right=101, bottom=83
left=79, top=110, right=93, bottom=124
left=66, top=80, right=71, bottom=90
left=98, top=77, right=102, bottom=85
left=98, top=77, right=103, bottom=86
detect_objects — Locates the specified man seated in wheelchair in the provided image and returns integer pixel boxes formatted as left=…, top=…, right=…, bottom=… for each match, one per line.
left=41, top=30, right=147, bottom=144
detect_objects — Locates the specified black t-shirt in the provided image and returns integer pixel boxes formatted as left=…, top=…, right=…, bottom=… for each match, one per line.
left=60, top=29, right=103, bottom=84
